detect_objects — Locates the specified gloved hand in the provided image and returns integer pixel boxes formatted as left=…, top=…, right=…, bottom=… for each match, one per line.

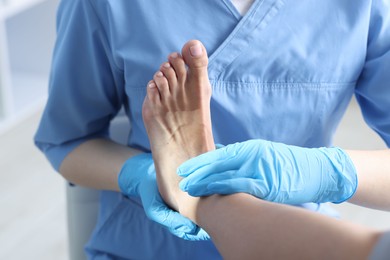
left=178, top=139, right=358, bottom=205
left=118, top=153, right=209, bottom=241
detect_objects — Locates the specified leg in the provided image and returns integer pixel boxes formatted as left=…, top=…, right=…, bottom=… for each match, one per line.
left=142, top=40, right=380, bottom=259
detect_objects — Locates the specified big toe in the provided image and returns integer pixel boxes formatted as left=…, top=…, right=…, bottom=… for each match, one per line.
left=181, top=40, right=209, bottom=74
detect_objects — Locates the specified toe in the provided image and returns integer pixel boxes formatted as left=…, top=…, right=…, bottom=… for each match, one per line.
left=181, top=40, right=209, bottom=72
left=146, top=80, right=160, bottom=104
left=168, top=52, right=187, bottom=85
left=153, top=71, right=170, bottom=98
left=160, top=62, right=178, bottom=91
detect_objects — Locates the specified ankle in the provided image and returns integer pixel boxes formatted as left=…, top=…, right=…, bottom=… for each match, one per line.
left=176, top=193, right=200, bottom=223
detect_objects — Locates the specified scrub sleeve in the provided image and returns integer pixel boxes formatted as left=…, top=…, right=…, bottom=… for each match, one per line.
left=355, top=0, right=390, bottom=147
left=34, top=0, right=125, bottom=170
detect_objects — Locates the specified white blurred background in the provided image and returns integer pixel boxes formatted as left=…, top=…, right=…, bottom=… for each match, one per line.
left=0, top=0, right=67, bottom=259
left=0, top=1, right=389, bottom=260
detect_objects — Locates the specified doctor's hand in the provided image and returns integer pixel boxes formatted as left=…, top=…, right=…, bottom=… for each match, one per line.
left=178, top=139, right=358, bottom=205
left=118, top=153, right=209, bottom=241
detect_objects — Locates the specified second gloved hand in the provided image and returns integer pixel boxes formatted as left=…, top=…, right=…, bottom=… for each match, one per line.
left=178, top=139, right=358, bottom=205
left=118, top=153, right=209, bottom=241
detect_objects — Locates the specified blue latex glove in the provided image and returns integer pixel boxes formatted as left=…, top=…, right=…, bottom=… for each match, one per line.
left=118, top=153, right=209, bottom=241
left=178, top=140, right=358, bottom=205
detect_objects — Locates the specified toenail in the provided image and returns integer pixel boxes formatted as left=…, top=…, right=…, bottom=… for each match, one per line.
left=163, top=63, right=170, bottom=68
left=190, top=44, right=203, bottom=57
left=170, top=53, right=179, bottom=59
left=156, top=71, right=163, bottom=77
left=148, top=82, right=156, bottom=88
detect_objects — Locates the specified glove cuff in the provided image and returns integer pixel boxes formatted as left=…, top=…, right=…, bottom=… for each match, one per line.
left=331, top=148, right=358, bottom=204
left=316, top=147, right=358, bottom=204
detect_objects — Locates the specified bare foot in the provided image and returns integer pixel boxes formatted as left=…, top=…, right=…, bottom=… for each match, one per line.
left=142, top=40, right=215, bottom=218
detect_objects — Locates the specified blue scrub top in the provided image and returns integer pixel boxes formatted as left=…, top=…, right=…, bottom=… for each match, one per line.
left=35, top=0, right=390, bottom=259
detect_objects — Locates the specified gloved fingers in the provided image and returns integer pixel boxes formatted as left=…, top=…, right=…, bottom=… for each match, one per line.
left=174, top=227, right=211, bottom=241
left=184, top=176, right=263, bottom=197
left=188, top=227, right=210, bottom=241
left=215, top=143, right=225, bottom=149
left=185, top=184, right=218, bottom=197
left=140, top=183, right=200, bottom=236
left=206, top=178, right=269, bottom=199
left=180, top=170, right=238, bottom=194
left=177, top=147, right=237, bottom=177
left=150, top=205, right=199, bottom=233
left=152, top=206, right=210, bottom=241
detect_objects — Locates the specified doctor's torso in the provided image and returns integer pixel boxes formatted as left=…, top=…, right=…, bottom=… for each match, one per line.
left=91, top=0, right=375, bottom=149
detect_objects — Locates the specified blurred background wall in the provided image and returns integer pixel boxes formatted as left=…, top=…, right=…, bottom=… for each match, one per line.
left=0, top=1, right=67, bottom=259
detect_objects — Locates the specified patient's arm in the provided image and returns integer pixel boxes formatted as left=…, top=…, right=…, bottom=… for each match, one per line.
left=193, top=194, right=380, bottom=259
